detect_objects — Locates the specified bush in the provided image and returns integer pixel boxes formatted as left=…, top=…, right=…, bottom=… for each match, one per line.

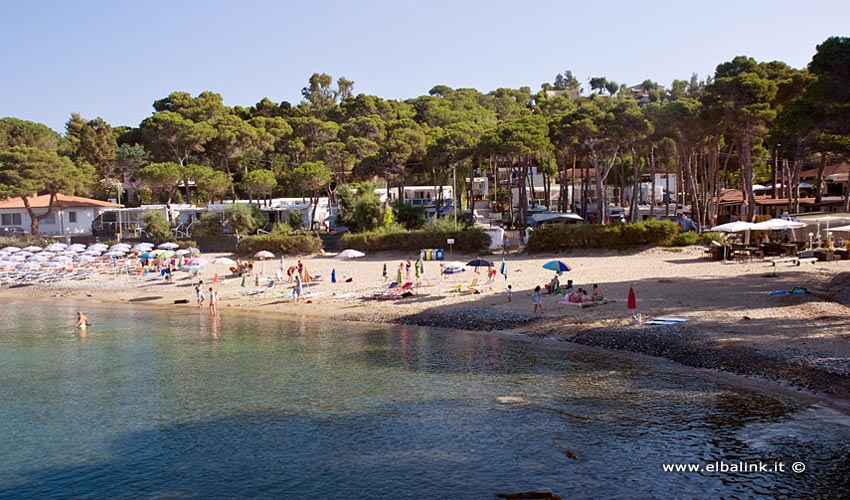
left=192, top=212, right=224, bottom=238
left=392, top=202, right=426, bottom=230
left=339, top=226, right=490, bottom=254
left=235, top=232, right=323, bottom=257
left=526, top=220, right=680, bottom=252
left=143, top=211, right=173, bottom=241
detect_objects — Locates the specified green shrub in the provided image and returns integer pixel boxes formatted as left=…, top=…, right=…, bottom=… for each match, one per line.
left=339, top=226, right=490, bottom=254
left=696, top=231, right=726, bottom=245
left=192, top=212, right=224, bottom=238
left=235, top=233, right=323, bottom=256
left=143, top=211, right=173, bottom=241
left=526, top=220, right=680, bottom=252
left=0, top=234, right=56, bottom=248
left=669, top=231, right=699, bottom=247
left=392, top=202, right=426, bottom=230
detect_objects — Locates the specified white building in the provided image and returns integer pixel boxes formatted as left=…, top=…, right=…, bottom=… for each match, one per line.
left=0, top=194, right=121, bottom=236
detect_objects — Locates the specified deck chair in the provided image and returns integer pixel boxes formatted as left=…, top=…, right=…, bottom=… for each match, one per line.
left=449, top=283, right=462, bottom=293
left=466, top=277, right=479, bottom=292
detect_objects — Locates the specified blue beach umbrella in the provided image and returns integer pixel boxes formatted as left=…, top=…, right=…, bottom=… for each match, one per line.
left=331, top=269, right=336, bottom=283
left=499, top=258, right=507, bottom=280
left=542, top=260, right=571, bottom=275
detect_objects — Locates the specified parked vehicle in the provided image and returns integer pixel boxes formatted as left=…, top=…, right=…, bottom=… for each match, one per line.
left=0, top=226, right=28, bottom=236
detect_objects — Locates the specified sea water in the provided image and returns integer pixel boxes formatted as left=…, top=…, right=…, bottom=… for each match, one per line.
left=0, top=300, right=848, bottom=499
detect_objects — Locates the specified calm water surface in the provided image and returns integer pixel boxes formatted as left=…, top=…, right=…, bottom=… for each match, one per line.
left=1, top=301, right=849, bottom=499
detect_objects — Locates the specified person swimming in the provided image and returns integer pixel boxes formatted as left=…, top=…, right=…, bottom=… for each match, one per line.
left=75, top=311, right=91, bottom=329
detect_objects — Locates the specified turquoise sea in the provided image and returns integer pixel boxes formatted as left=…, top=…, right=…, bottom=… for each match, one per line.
left=0, top=300, right=848, bottom=499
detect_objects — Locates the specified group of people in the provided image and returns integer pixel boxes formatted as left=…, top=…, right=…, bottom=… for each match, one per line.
left=565, top=284, right=605, bottom=304
left=194, top=279, right=219, bottom=312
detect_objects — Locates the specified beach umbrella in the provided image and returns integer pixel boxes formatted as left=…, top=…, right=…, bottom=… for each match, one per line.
left=331, top=269, right=336, bottom=283
left=751, top=219, right=806, bottom=231
left=32, top=253, right=51, bottom=261
left=254, top=250, right=275, bottom=260
left=157, top=242, right=179, bottom=250
left=18, top=251, right=34, bottom=258
left=44, top=261, right=65, bottom=268
left=155, top=251, right=175, bottom=260
left=69, top=243, right=87, bottom=251
left=78, top=255, right=97, bottom=263
left=103, top=250, right=125, bottom=257
left=499, top=258, right=507, bottom=280
left=466, top=258, right=494, bottom=268
left=414, top=260, right=421, bottom=280
left=9, top=254, right=26, bottom=262
left=335, top=249, right=366, bottom=260
left=396, top=266, right=403, bottom=284
left=22, top=245, right=42, bottom=253
left=279, top=255, right=286, bottom=272
left=21, top=262, right=41, bottom=270
left=187, top=257, right=208, bottom=266
left=710, top=221, right=757, bottom=232
left=137, top=252, right=153, bottom=259
left=132, top=243, right=153, bottom=252
left=186, top=247, right=200, bottom=255
left=830, top=224, right=850, bottom=232
left=542, top=260, right=571, bottom=274
left=2, top=246, right=22, bottom=253
left=175, top=249, right=192, bottom=255
left=627, top=287, right=637, bottom=310
left=212, top=257, right=236, bottom=265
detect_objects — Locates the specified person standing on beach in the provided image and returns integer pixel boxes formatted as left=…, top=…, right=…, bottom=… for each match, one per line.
left=532, top=286, right=543, bottom=313
left=382, top=263, right=388, bottom=283
left=209, top=287, right=218, bottom=313
left=506, top=285, right=513, bottom=303
left=195, top=280, right=205, bottom=306
left=294, top=274, right=303, bottom=301
left=502, top=234, right=510, bottom=255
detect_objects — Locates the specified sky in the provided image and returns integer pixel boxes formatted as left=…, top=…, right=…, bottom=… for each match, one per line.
left=1, top=0, right=848, bottom=134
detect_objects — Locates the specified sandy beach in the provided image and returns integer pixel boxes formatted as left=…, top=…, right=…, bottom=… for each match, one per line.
left=3, top=246, right=849, bottom=406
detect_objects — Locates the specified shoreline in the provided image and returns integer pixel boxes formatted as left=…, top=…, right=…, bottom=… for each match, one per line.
left=3, top=246, right=849, bottom=409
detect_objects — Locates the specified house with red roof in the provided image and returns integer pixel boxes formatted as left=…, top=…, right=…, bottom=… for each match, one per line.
left=0, top=194, right=121, bottom=236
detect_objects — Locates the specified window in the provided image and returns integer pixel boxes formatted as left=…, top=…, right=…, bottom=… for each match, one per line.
left=68, top=211, right=77, bottom=223
left=1, top=213, right=22, bottom=226
left=44, top=212, right=56, bottom=224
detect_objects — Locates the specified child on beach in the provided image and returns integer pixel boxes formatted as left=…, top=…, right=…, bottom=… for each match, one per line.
left=506, top=285, right=512, bottom=302
left=209, top=287, right=218, bottom=313
left=533, top=286, right=542, bottom=313
left=195, top=280, right=205, bottom=306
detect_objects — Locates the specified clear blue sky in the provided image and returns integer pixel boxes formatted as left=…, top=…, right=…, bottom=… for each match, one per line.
left=1, top=0, right=847, bottom=134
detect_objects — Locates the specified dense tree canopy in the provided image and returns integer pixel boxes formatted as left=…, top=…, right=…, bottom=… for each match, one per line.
left=2, top=37, right=849, bottom=229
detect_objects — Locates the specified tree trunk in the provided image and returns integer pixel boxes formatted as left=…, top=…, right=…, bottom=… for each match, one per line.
left=814, top=155, right=828, bottom=204
left=739, top=133, right=756, bottom=221
left=649, top=147, right=656, bottom=219
left=630, top=147, right=640, bottom=221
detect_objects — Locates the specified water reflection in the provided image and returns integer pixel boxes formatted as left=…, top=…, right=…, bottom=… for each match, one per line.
left=0, top=302, right=848, bottom=498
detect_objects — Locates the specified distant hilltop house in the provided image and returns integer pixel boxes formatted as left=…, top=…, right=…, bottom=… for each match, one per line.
left=0, top=194, right=121, bottom=236
left=628, top=83, right=665, bottom=105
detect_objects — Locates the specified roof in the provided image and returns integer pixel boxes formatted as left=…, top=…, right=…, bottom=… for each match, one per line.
left=799, top=162, right=850, bottom=180
left=0, top=194, right=121, bottom=209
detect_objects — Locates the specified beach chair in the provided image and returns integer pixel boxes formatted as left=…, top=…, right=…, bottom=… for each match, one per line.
left=466, top=277, right=479, bottom=292
left=448, top=283, right=462, bottom=293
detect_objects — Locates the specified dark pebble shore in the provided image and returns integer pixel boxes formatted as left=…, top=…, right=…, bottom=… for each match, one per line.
left=345, top=307, right=850, bottom=404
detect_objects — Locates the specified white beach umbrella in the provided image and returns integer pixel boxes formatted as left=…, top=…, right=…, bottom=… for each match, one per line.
left=751, top=219, right=807, bottom=231
left=88, top=244, right=109, bottom=251
left=78, top=255, right=97, bottom=263
left=334, top=249, right=366, bottom=260
left=44, top=261, right=65, bottom=268
left=22, top=245, right=43, bottom=252
left=9, top=254, right=26, bottom=262
left=212, top=257, right=237, bottom=265
left=51, top=255, right=72, bottom=263
left=132, top=243, right=153, bottom=252
left=710, top=221, right=757, bottom=232
left=157, top=242, right=180, bottom=250
left=254, top=250, right=275, bottom=260
left=175, top=249, right=192, bottom=256
left=103, top=250, right=126, bottom=257
left=17, top=251, right=34, bottom=258
left=69, top=243, right=87, bottom=250
left=32, top=253, right=51, bottom=261
left=46, top=242, right=67, bottom=250
left=829, top=224, right=850, bottom=232
left=2, top=246, right=22, bottom=253
left=20, top=262, right=41, bottom=270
